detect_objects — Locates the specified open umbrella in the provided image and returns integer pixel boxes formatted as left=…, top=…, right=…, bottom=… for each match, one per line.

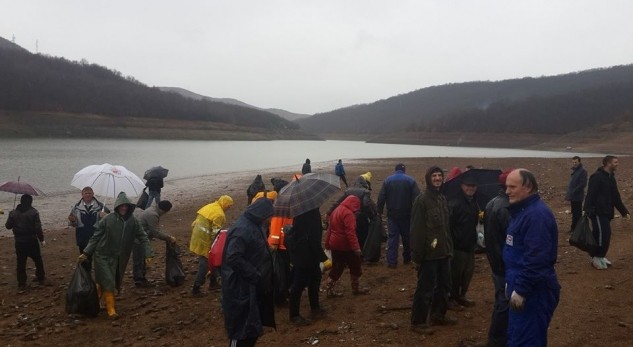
left=143, top=166, right=169, bottom=180
left=0, top=176, right=45, bottom=208
left=274, top=173, right=341, bottom=218
left=71, top=163, right=145, bottom=201
left=442, top=168, right=502, bottom=206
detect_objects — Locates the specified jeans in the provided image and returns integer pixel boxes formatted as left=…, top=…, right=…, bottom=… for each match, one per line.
left=487, top=273, right=509, bottom=347
left=193, top=255, right=209, bottom=287
left=146, top=190, right=161, bottom=209
left=15, top=240, right=45, bottom=285
left=386, top=217, right=411, bottom=266
left=411, top=257, right=450, bottom=325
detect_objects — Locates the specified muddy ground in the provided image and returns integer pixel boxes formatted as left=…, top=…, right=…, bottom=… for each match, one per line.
left=1, top=157, right=633, bottom=347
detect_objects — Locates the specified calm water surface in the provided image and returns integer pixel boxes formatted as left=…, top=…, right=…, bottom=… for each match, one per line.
left=0, top=139, right=598, bottom=195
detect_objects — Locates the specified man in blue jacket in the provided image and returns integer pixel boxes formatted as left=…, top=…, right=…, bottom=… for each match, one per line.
left=503, top=169, right=560, bottom=347
left=377, top=163, right=420, bottom=268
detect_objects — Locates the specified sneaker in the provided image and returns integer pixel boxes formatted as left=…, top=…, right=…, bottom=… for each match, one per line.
left=410, top=323, right=435, bottom=335
left=455, top=297, right=476, bottom=307
left=592, top=257, right=607, bottom=270
left=430, top=315, right=458, bottom=326
left=602, top=257, right=612, bottom=266
left=290, top=315, right=311, bottom=326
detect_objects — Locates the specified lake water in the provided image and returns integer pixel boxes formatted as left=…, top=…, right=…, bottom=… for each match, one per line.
left=0, top=139, right=598, bottom=196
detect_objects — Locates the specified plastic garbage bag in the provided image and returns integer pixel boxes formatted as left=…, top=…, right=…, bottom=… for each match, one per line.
left=165, top=242, right=186, bottom=287
left=272, top=249, right=290, bottom=305
left=363, top=220, right=383, bottom=262
left=569, top=214, right=597, bottom=254
left=65, top=266, right=100, bottom=317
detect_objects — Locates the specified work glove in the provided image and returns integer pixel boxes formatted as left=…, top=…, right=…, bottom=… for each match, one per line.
left=510, top=290, right=525, bottom=311
left=145, top=257, right=154, bottom=265
left=40, top=240, right=46, bottom=247
left=77, top=253, right=88, bottom=263
left=169, top=236, right=177, bottom=244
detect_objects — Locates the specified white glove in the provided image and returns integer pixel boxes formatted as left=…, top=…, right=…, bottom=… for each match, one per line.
left=510, top=290, right=525, bottom=311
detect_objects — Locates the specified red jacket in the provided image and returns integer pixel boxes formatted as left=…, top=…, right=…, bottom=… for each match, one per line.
left=326, top=195, right=361, bottom=251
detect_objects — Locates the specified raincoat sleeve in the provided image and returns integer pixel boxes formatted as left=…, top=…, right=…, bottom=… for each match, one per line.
left=225, top=234, right=259, bottom=285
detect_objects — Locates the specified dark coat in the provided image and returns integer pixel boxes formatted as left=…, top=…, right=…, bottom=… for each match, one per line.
left=376, top=170, right=420, bottom=220
left=221, top=198, right=275, bottom=340
left=583, top=167, right=629, bottom=219
left=6, top=203, right=43, bottom=243
left=565, top=164, right=587, bottom=202
left=410, top=166, right=452, bottom=263
left=145, top=177, right=164, bottom=193
left=449, top=192, right=481, bottom=252
left=484, top=190, right=511, bottom=276
left=301, top=160, right=311, bottom=175
left=289, top=208, right=328, bottom=268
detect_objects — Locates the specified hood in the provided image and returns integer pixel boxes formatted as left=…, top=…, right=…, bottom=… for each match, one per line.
left=425, top=166, right=444, bottom=191
left=217, top=195, right=234, bottom=211
left=271, top=177, right=289, bottom=192
left=252, top=190, right=277, bottom=203
left=113, top=191, right=135, bottom=216
left=252, top=174, right=264, bottom=185
left=244, top=197, right=274, bottom=224
left=360, top=172, right=372, bottom=182
left=340, top=195, right=361, bottom=213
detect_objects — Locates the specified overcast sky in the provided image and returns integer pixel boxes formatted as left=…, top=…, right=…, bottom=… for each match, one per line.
left=2, top=1, right=633, bottom=115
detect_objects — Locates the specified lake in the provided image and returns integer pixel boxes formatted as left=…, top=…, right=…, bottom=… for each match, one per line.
left=0, top=139, right=598, bottom=196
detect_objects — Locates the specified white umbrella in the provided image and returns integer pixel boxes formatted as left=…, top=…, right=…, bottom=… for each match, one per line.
left=71, top=164, right=145, bottom=200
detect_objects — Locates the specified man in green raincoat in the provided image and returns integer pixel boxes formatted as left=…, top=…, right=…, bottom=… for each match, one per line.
left=78, top=192, right=153, bottom=318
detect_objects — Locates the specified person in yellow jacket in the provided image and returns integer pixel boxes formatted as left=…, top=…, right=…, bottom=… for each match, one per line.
left=190, top=195, right=233, bottom=296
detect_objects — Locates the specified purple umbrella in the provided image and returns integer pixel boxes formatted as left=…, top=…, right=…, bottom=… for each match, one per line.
left=0, top=176, right=45, bottom=208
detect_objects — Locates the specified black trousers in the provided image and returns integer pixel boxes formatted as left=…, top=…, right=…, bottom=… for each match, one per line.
left=570, top=201, right=583, bottom=232
left=15, top=239, right=45, bottom=285
left=289, top=264, right=322, bottom=318
left=411, top=257, right=450, bottom=325
left=229, top=337, right=257, bottom=347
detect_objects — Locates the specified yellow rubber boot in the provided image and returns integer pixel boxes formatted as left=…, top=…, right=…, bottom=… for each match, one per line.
left=104, top=291, right=118, bottom=319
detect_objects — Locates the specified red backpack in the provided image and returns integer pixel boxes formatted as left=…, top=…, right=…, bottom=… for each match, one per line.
left=208, top=229, right=228, bottom=270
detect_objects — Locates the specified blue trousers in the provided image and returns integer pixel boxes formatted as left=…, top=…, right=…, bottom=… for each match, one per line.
left=146, top=190, right=161, bottom=209
left=507, top=287, right=559, bottom=347
left=386, top=217, right=411, bottom=266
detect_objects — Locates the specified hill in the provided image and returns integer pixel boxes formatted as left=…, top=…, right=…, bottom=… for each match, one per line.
left=0, top=39, right=314, bottom=139
left=159, top=87, right=310, bottom=121
left=296, top=65, right=633, bottom=136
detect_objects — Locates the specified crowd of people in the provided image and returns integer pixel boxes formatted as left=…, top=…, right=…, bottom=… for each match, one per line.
left=3, top=155, right=629, bottom=346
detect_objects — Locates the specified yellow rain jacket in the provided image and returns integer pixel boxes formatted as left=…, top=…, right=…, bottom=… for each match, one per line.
left=189, top=195, right=233, bottom=256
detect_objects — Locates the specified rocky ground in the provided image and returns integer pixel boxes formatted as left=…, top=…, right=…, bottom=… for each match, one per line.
left=1, top=157, right=633, bottom=347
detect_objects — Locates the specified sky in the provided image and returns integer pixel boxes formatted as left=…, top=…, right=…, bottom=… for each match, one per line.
left=2, top=1, right=633, bottom=115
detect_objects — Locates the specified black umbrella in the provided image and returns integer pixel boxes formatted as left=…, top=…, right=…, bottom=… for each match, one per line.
left=442, top=168, right=502, bottom=206
left=143, top=166, right=169, bottom=180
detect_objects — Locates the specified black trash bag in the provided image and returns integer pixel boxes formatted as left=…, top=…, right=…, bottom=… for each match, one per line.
left=569, top=214, right=597, bottom=254
left=363, top=220, right=383, bottom=263
left=165, top=242, right=186, bottom=287
left=271, top=250, right=290, bottom=305
left=136, top=188, right=149, bottom=210
left=65, top=265, right=100, bottom=317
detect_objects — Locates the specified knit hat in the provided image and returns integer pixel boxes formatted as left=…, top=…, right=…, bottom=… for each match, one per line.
left=158, top=200, right=173, bottom=212
left=498, top=168, right=514, bottom=186
left=395, top=163, right=406, bottom=172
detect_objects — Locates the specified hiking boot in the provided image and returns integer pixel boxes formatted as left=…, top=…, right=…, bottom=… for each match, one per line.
left=290, top=315, right=311, bottom=326
left=430, top=315, right=458, bottom=326
left=311, top=307, right=327, bottom=320
left=134, top=280, right=152, bottom=288
left=410, top=323, right=435, bottom=335
left=455, top=297, right=475, bottom=307
left=592, top=257, right=607, bottom=270
left=191, top=285, right=206, bottom=297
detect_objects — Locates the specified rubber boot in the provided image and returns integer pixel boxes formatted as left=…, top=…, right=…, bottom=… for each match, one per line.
left=104, top=291, right=118, bottom=319
left=351, top=275, right=369, bottom=295
left=325, top=278, right=342, bottom=298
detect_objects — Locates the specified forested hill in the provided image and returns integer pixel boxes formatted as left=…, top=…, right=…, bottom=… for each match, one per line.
left=296, top=65, right=633, bottom=135
left=0, top=43, right=298, bottom=131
